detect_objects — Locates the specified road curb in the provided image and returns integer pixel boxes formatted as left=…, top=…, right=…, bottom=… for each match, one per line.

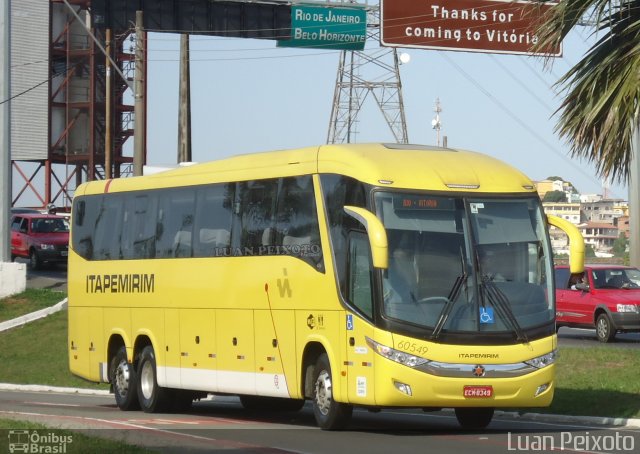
left=496, top=410, right=640, bottom=429
left=0, top=298, right=68, bottom=333
left=0, top=383, right=110, bottom=396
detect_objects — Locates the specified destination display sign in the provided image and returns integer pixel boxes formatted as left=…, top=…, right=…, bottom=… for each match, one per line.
left=380, top=0, right=561, bottom=56
left=277, top=4, right=367, bottom=50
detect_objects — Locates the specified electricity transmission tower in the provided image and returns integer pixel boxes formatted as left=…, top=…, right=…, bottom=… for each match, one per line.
left=327, top=5, right=408, bottom=144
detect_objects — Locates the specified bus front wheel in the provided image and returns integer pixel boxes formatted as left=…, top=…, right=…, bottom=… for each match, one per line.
left=454, top=407, right=494, bottom=430
left=137, top=346, right=170, bottom=413
left=312, top=353, right=352, bottom=430
left=110, top=346, right=139, bottom=411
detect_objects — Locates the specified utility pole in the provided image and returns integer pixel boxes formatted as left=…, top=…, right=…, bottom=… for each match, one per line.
left=177, top=34, right=192, bottom=163
left=0, top=0, right=26, bottom=297
left=1, top=0, right=11, bottom=263
left=105, top=28, right=112, bottom=179
left=629, top=124, right=640, bottom=267
left=133, top=10, right=145, bottom=176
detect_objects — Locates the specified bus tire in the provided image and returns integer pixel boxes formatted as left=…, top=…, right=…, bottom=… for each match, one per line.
left=137, top=346, right=170, bottom=413
left=454, top=407, right=494, bottom=430
left=110, top=346, right=140, bottom=411
left=312, top=353, right=352, bottom=430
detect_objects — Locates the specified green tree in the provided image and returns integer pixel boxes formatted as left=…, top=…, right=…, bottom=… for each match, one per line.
left=535, top=2, right=640, bottom=183
left=612, top=232, right=628, bottom=257
left=543, top=190, right=567, bottom=202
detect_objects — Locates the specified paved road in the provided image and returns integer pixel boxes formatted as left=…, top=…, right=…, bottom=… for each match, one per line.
left=558, top=327, right=640, bottom=347
left=0, top=389, right=638, bottom=454
left=16, top=258, right=67, bottom=293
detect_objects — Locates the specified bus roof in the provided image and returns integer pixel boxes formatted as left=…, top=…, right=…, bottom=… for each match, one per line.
left=77, top=143, right=536, bottom=196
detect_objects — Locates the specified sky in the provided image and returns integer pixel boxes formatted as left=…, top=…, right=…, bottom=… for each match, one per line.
left=143, top=6, right=628, bottom=200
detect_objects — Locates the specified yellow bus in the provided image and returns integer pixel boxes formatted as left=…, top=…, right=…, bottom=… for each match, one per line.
left=68, top=143, right=584, bottom=430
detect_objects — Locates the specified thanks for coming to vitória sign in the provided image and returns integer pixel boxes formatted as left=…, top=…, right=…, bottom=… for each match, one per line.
left=380, top=0, right=561, bottom=56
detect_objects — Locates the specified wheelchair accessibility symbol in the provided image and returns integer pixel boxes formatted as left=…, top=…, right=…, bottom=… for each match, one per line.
left=479, top=307, right=494, bottom=324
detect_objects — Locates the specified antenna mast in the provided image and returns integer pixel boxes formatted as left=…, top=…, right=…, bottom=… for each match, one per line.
left=432, top=98, right=442, bottom=147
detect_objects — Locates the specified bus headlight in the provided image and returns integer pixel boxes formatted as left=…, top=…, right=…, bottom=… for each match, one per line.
left=524, top=350, right=557, bottom=369
left=366, top=337, right=429, bottom=368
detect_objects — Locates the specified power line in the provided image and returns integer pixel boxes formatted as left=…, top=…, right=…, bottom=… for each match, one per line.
left=0, top=66, right=72, bottom=106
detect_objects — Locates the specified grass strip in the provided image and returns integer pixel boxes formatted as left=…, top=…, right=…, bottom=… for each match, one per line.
left=0, top=289, right=66, bottom=323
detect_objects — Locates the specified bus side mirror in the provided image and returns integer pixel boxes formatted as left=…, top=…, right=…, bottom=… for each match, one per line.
left=547, top=214, right=585, bottom=274
left=344, top=206, right=388, bottom=269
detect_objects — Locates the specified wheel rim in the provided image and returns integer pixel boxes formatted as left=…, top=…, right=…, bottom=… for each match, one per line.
left=597, top=318, right=608, bottom=339
left=140, top=360, right=155, bottom=400
left=314, top=370, right=332, bottom=416
left=115, top=360, right=131, bottom=397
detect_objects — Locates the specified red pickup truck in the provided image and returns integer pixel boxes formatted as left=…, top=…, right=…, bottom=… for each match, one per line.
left=555, top=265, right=640, bottom=342
left=10, top=213, right=69, bottom=269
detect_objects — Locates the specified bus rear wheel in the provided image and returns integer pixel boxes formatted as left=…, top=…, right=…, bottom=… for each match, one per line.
left=110, top=346, right=139, bottom=411
left=312, top=353, right=352, bottom=430
left=137, top=346, right=170, bottom=413
left=454, top=407, right=494, bottom=430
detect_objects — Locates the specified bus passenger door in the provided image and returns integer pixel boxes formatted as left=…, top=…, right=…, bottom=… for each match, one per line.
left=345, top=232, right=376, bottom=404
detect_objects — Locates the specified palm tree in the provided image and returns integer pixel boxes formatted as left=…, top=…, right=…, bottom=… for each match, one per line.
left=535, top=0, right=640, bottom=183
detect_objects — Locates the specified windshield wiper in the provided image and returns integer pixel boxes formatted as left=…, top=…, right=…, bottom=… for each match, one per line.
left=474, top=249, right=528, bottom=343
left=481, top=277, right=528, bottom=343
left=431, top=248, right=467, bottom=340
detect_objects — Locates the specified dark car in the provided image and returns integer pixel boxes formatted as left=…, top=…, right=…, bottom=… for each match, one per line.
left=555, top=265, right=640, bottom=342
left=10, top=213, right=70, bottom=269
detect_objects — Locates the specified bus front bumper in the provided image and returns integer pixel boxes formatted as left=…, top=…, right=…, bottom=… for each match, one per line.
left=371, top=359, right=555, bottom=408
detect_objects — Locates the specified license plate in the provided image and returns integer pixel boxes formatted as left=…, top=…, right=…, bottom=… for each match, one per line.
left=463, top=385, right=493, bottom=398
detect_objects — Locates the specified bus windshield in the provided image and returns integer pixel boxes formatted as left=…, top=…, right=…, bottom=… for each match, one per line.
left=374, top=192, right=554, bottom=340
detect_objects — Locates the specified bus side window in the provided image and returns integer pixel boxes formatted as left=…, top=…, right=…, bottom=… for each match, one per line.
left=237, top=179, right=278, bottom=254
left=276, top=175, right=323, bottom=269
left=72, top=196, right=102, bottom=260
left=347, top=231, right=374, bottom=319
left=94, top=195, right=123, bottom=260
left=156, top=188, right=196, bottom=259
left=193, top=183, right=234, bottom=257
left=320, top=174, right=368, bottom=296
left=132, top=194, right=158, bottom=259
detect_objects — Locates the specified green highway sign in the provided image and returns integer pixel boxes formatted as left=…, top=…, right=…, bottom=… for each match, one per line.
left=278, top=4, right=367, bottom=51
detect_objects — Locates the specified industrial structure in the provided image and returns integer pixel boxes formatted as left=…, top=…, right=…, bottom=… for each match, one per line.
left=9, top=1, right=407, bottom=208
left=10, top=0, right=139, bottom=209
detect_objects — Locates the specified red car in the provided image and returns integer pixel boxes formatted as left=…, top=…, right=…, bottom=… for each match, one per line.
left=10, top=213, right=69, bottom=269
left=555, top=265, right=640, bottom=342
